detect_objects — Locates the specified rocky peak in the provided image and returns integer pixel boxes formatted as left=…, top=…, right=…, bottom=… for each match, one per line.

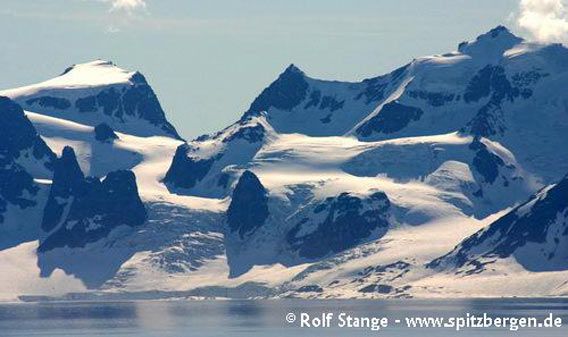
left=0, top=61, right=182, bottom=140
left=244, top=64, right=309, bottom=117
left=226, top=170, right=269, bottom=238
left=94, top=123, right=119, bottom=142
left=39, top=146, right=146, bottom=249
left=0, top=96, right=55, bottom=171
left=458, top=25, right=523, bottom=58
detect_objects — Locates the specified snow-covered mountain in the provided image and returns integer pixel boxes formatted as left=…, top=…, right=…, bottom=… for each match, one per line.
left=0, top=97, right=55, bottom=251
left=2, top=26, right=568, bottom=301
left=39, top=146, right=147, bottom=253
left=430, top=174, right=568, bottom=273
left=163, top=113, right=275, bottom=198
left=0, top=60, right=181, bottom=140
left=351, top=26, right=568, bottom=184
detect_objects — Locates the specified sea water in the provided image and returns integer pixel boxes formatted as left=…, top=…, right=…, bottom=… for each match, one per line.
left=0, top=299, right=567, bottom=336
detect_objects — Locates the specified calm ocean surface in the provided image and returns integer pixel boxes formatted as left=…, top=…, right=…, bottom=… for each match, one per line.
left=0, top=299, right=567, bottom=337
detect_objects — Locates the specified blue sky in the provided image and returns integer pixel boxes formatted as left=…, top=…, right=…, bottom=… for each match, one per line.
left=0, top=0, right=523, bottom=139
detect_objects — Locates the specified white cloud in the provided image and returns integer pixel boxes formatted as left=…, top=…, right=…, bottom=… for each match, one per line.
left=102, top=0, right=147, bottom=14
left=95, top=0, right=147, bottom=32
left=516, top=0, right=568, bottom=42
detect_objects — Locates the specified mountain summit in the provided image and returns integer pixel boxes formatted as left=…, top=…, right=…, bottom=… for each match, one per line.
left=458, top=25, right=523, bottom=59
left=0, top=60, right=181, bottom=139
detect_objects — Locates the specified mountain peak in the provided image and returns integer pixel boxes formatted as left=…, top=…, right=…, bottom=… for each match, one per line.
left=53, top=59, right=135, bottom=87
left=0, top=59, right=182, bottom=140
left=58, top=146, right=85, bottom=182
left=243, top=64, right=308, bottom=117
left=227, top=170, right=269, bottom=240
left=61, top=59, right=115, bottom=73
left=284, top=63, right=304, bottom=75
left=458, top=25, right=523, bottom=57
left=429, top=171, right=568, bottom=272
left=65, top=60, right=148, bottom=85
left=487, top=25, right=513, bottom=37
left=0, top=96, right=55, bottom=172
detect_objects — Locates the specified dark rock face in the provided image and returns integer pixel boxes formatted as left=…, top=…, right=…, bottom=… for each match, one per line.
left=0, top=97, right=55, bottom=170
left=94, top=123, right=119, bottom=142
left=356, top=64, right=409, bottom=104
left=357, top=79, right=387, bottom=104
left=359, top=284, right=393, bottom=294
left=469, top=138, right=505, bottom=184
left=357, top=101, right=424, bottom=137
left=0, top=163, right=38, bottom=224
left=73, top=73, right=180, bottom=139
left=429, top=175, right=568, bottom=271
left=466, top=102, right=506, bottom=138
left=244, top=65, right=309, bottom=117
left=0, top=97, right=55, bottom=224
left=287, top=192, right=391, bottom=259
left=407, top=90, right=455, bottom=107
left=163, top=116, right=268, bottom=193
left=464, top=65, right=519, bottom=105
left=163, top=144, right=216, bottom=190
left=464, top=66, right=497, bottom=103
left=296, top=285, right=324, bottom=293
left=227, top=171, right=269, bottom=238
left=39, top=147, right=146, bottom=252
left=75, top=95, right=97, bottom=112
left=40, top=147, right=85, bottom=234
left=222, top=123, right=266, bottom=144
left=462, top=65, right=536, bottom=137
left=303, top=90, right=345, bottom=112
left=488, top=25, right=512, bottom=38
left=511, top=70, right=548, bottom=98
left=26, top=96, right=71, bottom=110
